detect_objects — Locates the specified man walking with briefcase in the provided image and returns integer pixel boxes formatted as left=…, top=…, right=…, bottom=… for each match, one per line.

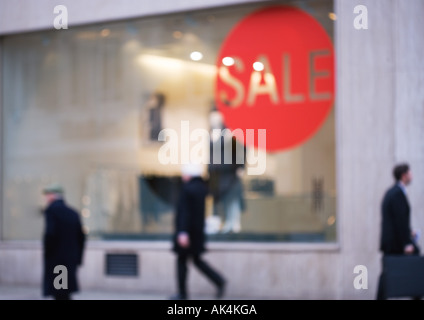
left=376, top=163, right=422, bottom=300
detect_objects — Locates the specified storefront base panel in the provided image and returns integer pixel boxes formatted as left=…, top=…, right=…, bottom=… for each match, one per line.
left=0, top=241, right=381, bottom=299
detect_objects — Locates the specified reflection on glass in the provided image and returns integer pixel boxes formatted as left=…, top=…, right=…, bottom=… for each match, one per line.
left=2, top=0, right=335, bottom=242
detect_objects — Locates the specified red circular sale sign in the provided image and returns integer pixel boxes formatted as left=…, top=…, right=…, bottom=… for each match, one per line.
left=215, top=5, right=335, bottom=152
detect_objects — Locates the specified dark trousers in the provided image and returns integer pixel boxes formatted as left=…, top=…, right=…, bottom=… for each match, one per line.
left=177, top=253, right=225, bottom=297
left=376, top=272, right=387, bottom=300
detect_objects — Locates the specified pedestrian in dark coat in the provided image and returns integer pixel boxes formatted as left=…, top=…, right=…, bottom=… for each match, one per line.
left=42, top=184, right=86, bottom=300
left=171, top=163, right=226, bottom=300
left=376, top=163, right=421, bottom=300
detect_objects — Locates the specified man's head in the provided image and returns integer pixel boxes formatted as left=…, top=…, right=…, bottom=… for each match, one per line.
left=181, top=163, right=203, bottom=182
left=393, top=163, right=412, bottom=186
left=43, top=183, right=64, bottom=204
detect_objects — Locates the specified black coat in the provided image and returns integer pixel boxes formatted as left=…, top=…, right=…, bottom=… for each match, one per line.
left=208, top=135, right=245, bottom=202
left=173, top=177, right=208, bottom=255
left=379, top=184, right=416, bottom=255
left=43, top=199, right=86, bottom=297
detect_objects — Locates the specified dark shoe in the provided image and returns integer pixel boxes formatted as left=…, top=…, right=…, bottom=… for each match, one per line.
left=216, top=281, right=226, bottom=299
left=169, top=294, right=188, bottom=300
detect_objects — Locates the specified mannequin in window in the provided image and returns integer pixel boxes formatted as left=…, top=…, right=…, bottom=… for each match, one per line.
left=208, top=107, right=246, bottom=233
left=141, top=91, right=166, bottom=142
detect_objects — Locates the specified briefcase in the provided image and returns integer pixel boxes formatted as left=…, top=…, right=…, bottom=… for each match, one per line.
left=383, top=255, right=424, bottom=298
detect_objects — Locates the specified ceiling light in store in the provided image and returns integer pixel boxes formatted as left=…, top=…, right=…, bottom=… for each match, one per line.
left=253, top=61, right=264, bottom=71
left=222, top=57, right=235, bottom=66
left=327, top=215, right=336, bottom=226
left=75, top=31, right=98, bottom=40
left=101, top=28, right=111, bottom=37
left=190, top=51, right=203, bottom=61
left=328, top=12, right=337, bottom=21
left=173, top=30, right=183, bottom=39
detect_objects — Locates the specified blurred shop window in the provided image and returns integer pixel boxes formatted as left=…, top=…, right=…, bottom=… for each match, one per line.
left=1, top=0, right=336, bottom=243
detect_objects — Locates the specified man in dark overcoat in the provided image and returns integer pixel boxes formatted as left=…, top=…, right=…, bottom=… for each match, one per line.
left=171, top=163, right=226, bottom=300
left=42, top=184, right=86, bottom=300
left=376, top=163, right=421, bottom=300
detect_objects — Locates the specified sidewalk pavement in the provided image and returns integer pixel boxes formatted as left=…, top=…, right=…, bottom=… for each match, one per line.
left=0, top=284, right=249, bottom=300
